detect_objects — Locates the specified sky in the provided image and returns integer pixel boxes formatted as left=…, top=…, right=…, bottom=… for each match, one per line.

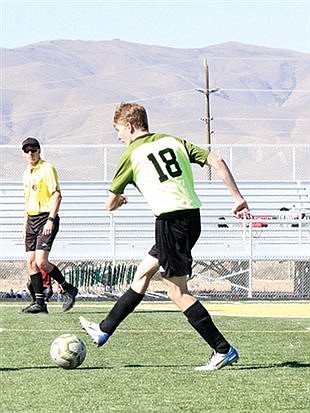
left=1, top=0, right=309, bottom=53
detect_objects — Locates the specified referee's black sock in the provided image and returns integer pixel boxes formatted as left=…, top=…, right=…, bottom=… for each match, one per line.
left=26, top=279, right=36, bottom=303
left=184, top=300, right=230, bottom=354
left=30, top=272, right=45, bottom=306
left=100, top=288, right=144, bottom=335
left=49, top=265, right=71, bottom=291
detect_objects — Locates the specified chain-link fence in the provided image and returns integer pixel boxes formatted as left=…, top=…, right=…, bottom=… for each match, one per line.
left=1, top=143, right=310, bottom=181
left=1, top=259, right=309, bottom=301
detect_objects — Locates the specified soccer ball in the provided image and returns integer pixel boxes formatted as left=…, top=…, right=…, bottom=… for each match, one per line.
left=50, top=333, right=87, bottom=369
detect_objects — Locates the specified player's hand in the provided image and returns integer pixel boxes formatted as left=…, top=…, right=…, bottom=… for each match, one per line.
left=43, top=220, right=53, bottom=235
left=232, top=199, right=250, bottom=219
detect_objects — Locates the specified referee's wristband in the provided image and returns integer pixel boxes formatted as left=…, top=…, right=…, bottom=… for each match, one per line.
left=48, top=217, right=55, bottom=222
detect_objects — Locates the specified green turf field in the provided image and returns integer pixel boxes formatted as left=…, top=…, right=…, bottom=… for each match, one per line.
left=0, top=302, right=309, bottom=413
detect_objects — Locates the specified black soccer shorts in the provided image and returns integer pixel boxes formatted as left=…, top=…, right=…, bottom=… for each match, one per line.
left=149, top=208, right=201, bottom=278
left=25, top=213, right=60, bottom=252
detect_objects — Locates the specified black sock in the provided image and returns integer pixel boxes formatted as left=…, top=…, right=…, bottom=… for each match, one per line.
left=49, top=266, right=70, bottom=290
left=184, top=301, right=230, bottom=353
left=100, top=288, right=144, bottom=335
left=26, top=280, right=35, bottom=302
left=30, top=272, right=44, bottom=306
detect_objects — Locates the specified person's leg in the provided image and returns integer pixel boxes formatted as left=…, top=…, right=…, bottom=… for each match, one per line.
left=164, top=275, right=239, bottom=370
left=21, top=251, right=48, bottom=313
left=43, top=285, right=53, bottom=301
left=26, top=251, right=44, bottom=306
left=163, top=275, right=230, bottom=353
left=35, top=250, right=78, bottom=311
left=100, top=254, right=160, bottom=333
left=79, top=254, right=160, bottom=346
left=34, top=215, right=78, bottom=311
left=41, top=271, right=53, bottom=301
left=26, top=271, right=52, bottom=302
left=26, top=279, right=36, bottom=303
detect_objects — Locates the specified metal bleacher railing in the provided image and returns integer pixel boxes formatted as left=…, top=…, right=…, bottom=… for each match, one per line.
left=1, top=180, right=310, bottom=262
left=1, top=179, right=310, bottom=299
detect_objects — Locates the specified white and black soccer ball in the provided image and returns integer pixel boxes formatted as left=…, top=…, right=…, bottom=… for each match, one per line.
left=50, top=333, right=87, bottom=369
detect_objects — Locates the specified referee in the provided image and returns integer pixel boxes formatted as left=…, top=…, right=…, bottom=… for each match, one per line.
left=21, top=137, right=78, bottom=313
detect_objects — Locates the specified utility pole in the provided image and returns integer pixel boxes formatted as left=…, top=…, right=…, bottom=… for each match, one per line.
left=205, top=59, right=212, bottom=150
left=196, top=58, right=219, bottom=180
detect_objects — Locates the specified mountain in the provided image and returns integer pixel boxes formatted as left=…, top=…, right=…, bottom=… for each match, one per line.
left=1, top=39, right=310, bottom=148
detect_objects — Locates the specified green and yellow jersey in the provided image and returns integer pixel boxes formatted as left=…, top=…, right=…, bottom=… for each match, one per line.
left=23, top=159, right=60, bottom=215
left=109, top=133, right=209, bottom=216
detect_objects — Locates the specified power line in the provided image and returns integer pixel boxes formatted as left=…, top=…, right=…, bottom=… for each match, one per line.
left=1, top=86, right=309, bottom=122
left=1, top=110, right=309, bottom=124
left=0, top=89, right=196, bottom=121
left=2, top=51, right=309, bottom=89
left=214, top=117, right=309, bottom=121
left=3, top=122, right=309, bottom=144
left=2, top=57, right=204, bottom=88
left=219, top=88, right=310, bottom=93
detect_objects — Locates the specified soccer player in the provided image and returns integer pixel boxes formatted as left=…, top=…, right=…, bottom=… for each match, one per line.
left=79, top=102, right=250, bottom=370
left=21, top=137, right=78, bottom=313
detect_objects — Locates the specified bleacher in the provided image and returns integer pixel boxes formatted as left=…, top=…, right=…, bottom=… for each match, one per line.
left=1, top=180, right=310, bottom=261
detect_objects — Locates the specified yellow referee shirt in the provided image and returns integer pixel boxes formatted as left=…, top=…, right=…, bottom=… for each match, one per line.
left=23, top=159, right=60, bottom=215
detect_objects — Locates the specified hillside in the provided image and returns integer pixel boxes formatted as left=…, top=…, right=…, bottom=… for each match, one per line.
left=1, top=39, right=309, bottom=147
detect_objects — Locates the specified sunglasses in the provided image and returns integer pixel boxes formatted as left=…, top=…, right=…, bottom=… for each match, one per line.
left=23, top=148, right=39, bottom=153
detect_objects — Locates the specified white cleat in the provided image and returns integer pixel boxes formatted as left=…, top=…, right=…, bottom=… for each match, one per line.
left=79, top=316, right=110, bottom=347
left=195, top=346, right=239, bottom=371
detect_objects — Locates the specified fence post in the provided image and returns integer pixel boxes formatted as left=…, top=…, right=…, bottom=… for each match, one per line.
left=248, top=223, right=253, bottom=298
left=292, top=146, right=296, bottom=181
left=229, top=146, right=233, bottom=173
left=103, top=146, right=108, bottom=181
left=109, top=213, right=116, bottom=268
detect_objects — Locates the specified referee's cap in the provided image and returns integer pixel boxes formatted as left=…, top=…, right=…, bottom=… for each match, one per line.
left=22, top=137, right=41, bottom=150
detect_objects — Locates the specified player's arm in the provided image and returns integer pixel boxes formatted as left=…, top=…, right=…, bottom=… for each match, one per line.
left=206, top=152, right=250, bottom=218
left=106, top=191, right=128, bottom=211
left=42, top=190, right=62, bottom=235
left=22, top=210, right=28, bottom=240
left=48, top=190, right=62, bottom=218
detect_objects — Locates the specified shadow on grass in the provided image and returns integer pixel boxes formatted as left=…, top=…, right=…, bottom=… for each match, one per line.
left=0, top=366, right=113, bottom=371
left=76, top=310, right=178, bottom=315
left=0, top=363, right=197, bottom=371
left=121, top=361, right=310, bottom=370
left=2, top=360, right=309, bottom=372
left=238, top=361, right=310, bottom=370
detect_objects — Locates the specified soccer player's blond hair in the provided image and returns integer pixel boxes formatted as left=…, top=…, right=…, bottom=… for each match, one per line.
left=113, top=102, right=149, bottom=131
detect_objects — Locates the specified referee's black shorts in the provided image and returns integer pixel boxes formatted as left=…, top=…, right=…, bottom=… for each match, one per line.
left=25, top=213, right=59, bottom=252
left=149, top=208, right=201, bottom=278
